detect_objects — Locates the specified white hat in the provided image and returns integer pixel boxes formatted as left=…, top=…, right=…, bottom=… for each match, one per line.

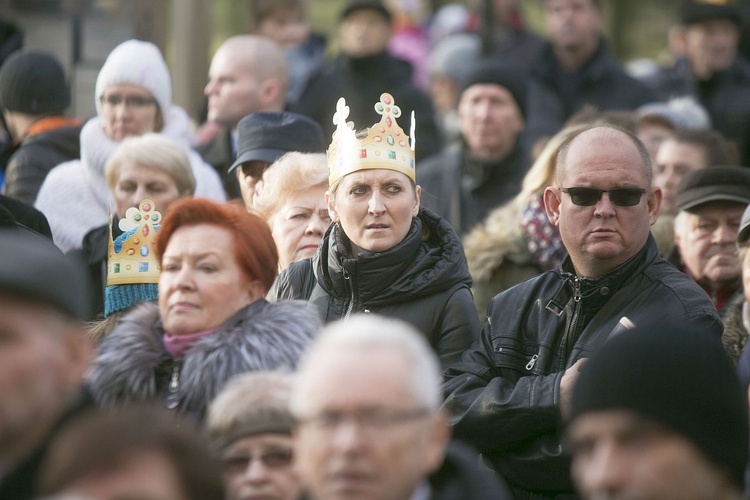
left=95, top=39, right=171, bottom=118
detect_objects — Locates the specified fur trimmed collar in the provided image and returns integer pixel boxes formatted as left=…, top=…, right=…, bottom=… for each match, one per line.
left=86, top=300, right=320, bottom=417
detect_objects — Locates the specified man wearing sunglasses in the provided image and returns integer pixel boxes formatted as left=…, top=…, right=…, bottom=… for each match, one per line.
left=442, top=124, right=722, bottom=499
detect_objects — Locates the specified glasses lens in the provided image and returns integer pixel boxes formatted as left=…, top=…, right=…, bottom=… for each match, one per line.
left=609, top=189, right=644, bottom=206
left=564, top=188, right=645, bottom=207
left=566, top=188, right=601, bottom=206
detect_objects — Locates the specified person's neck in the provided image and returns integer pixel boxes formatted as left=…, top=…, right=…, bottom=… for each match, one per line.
left=690, top=59, right=721, bottom=81
left=466, top=140, right=516, bottom=162
left=553, top=39, right=598, bottom=73
left=4, top=112, right=37, bottom=141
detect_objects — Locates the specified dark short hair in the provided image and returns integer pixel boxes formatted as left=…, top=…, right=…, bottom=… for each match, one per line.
left=157, top=198, right=279, bottom=293
left=669, top=128, right=734, bottom=167
left=249, top=0, right=307, bottom=28
left=37, top=405, right=224, bottom=500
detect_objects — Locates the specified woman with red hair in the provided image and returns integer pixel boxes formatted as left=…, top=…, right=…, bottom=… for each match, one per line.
left=87, top=198, right=321, bottom=419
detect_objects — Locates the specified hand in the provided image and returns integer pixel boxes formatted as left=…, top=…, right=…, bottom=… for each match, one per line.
left=559, top=358, right=587, bottom=420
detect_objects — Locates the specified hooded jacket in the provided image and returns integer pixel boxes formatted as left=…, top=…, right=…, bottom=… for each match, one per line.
left=87, top=300, right=320, bottom=420
left=442, top=235, right=722, bottom=499
left=269, top=207, right=479, bottom=368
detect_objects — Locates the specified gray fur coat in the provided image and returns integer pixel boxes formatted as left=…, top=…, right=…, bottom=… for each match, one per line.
left=86, top=299, right=320, bottom=418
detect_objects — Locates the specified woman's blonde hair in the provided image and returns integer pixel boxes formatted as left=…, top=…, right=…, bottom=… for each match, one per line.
left=254, top=152, right=328, bottom=220
left=105, top=133, right=196, bottom=195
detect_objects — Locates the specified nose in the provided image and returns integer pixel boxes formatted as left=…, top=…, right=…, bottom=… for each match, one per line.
left=204, top=78, right=217, bottom=96
left=593, top=192, right=616, bottom=218
left=330, top=419, right=366, bottom=455
left=172, top=264, right=196, bottom=291
left=244, top=458, right=270, bottom=484
left=582, top=443, right=628, bottom=496
left=713, top=222, right=736, bottom=245
left=306, top=214, right=328, bottom=236
left=368, top=191, right=386, bottom=216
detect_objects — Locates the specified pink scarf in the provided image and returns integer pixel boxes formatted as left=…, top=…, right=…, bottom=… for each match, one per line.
left=162, top=328, right=218, bottom=358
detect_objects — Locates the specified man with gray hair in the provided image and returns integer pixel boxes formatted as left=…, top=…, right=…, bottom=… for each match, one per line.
left=291, top=314, right=511, bottom=500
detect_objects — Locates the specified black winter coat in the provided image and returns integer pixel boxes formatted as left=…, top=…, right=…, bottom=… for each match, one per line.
left=293, top=51, right=442, bottom=161
left=442, top=235, right=722, bottom=499
left=418, top=144, right=527, bottom=235
left=268, top=207, right=479, bottom=368
left=642, top=56, right=750, bottom=167
left=523, top=39, right=655, bottom=154
left=2, top=122, right=81, bottom=205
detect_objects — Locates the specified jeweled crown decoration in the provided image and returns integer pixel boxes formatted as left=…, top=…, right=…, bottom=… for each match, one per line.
left=327, top=92, right=416, bottom=187
left=107, top=199, right=162, bottom=286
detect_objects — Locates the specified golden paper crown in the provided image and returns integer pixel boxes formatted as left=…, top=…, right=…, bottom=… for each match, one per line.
left=327, top=92, right=416, bottom=187
left=107, top=199, right=162, bottom=286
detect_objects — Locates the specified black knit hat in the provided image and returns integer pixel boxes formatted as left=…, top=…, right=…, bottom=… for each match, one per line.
left=674, top=165, right=750, bottom=213
left=0, top=229, right=88, bottom=319
left=340, top=0, right=392, bottom=23
left=569, top=322, right=749, bottom=489
left=459, top=59, right=527, bottom=118
left=0, top=48, right=70, bottom=114
left=679, top=0, right=742, bottom=27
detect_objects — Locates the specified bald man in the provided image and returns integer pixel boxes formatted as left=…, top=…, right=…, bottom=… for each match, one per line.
left=198, top=35, right=290, bottom=198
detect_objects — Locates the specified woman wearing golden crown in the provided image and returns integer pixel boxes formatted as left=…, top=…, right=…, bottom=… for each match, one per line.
left=269, top=93, right=479, bottom=367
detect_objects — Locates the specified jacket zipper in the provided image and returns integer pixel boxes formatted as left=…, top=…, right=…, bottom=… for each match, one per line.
left=558, top=276, right=583, bottom=371
left=165, top=362, right=180, bottom=410
left=343, top=267, right=355, bottom=318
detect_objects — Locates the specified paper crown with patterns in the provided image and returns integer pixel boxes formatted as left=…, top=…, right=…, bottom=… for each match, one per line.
left=107, top=199, right=162, bottom=286
left=327, top=92, right=416, bottom=187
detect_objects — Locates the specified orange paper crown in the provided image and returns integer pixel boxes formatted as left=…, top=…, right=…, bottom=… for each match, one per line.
left=107, top=199, right=162, bottom=286
left=327, top=92, right=416, bottom=187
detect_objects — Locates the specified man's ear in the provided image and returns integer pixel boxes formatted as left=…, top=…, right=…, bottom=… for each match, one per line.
left=422, top=409, right=451, bottom=475
left=647, top=186, right=662, bottom=226
left=325, top=191, right=340, bottom=222
left=543, top=186, right=562, bottom=227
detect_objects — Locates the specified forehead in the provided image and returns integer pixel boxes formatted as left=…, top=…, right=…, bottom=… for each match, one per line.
left=339, top=169, right=412, bottom=187
left=341, top=9, right=390, bottom=26
left=545, top=0, right=599, bottom=12
left=657, top=140, right=706, bottom=164
left=102, top=84, right=153, bottom=98
left=163, top=224, right=234, bottom=255
left=559, top=129, right=647, bottom=185
left=460, top=84, right=516, bottom=104
left=299, top=346, right=415, bottom=409
left=569, top=409, right=653, bottom=441
left=210, top=46, right=256, bottom=76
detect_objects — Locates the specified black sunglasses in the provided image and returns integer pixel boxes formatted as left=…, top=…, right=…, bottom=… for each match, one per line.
left=560, top=187, right=646, bottom=207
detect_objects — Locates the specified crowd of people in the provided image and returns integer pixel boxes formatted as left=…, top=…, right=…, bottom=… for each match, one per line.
left=1, top=0, right=750, bottom=498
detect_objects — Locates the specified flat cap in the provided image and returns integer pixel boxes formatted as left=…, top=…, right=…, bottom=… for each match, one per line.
left=675, top=166, right=750, bottom=213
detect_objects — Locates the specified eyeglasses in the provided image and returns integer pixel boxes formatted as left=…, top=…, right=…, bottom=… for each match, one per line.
left=560, top=187, right=646, bottom=207
left=297, top=408, right=430, bottom=436
left=221, top=449, right=293, bottom=472
left=100, top=94, right=156, bottom=109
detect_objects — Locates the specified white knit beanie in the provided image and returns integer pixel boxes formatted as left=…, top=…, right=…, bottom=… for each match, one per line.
left=94, top=39, right=171, bottom=118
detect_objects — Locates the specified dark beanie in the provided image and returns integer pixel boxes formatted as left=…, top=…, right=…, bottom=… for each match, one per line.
left=0, top=48, right=70, bottom=114
left=569, top=322, right=749, bottom=489
left=679, top=0, right=742, bottom=27
left=340, top=0, right=392, bottom=23
left=459, top=59, right=527, bottom=118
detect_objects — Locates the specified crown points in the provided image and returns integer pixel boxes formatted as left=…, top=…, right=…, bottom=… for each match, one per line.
left=108, top=199, right=162, bottom=286
left=328, top=92, right=416, bottom=186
